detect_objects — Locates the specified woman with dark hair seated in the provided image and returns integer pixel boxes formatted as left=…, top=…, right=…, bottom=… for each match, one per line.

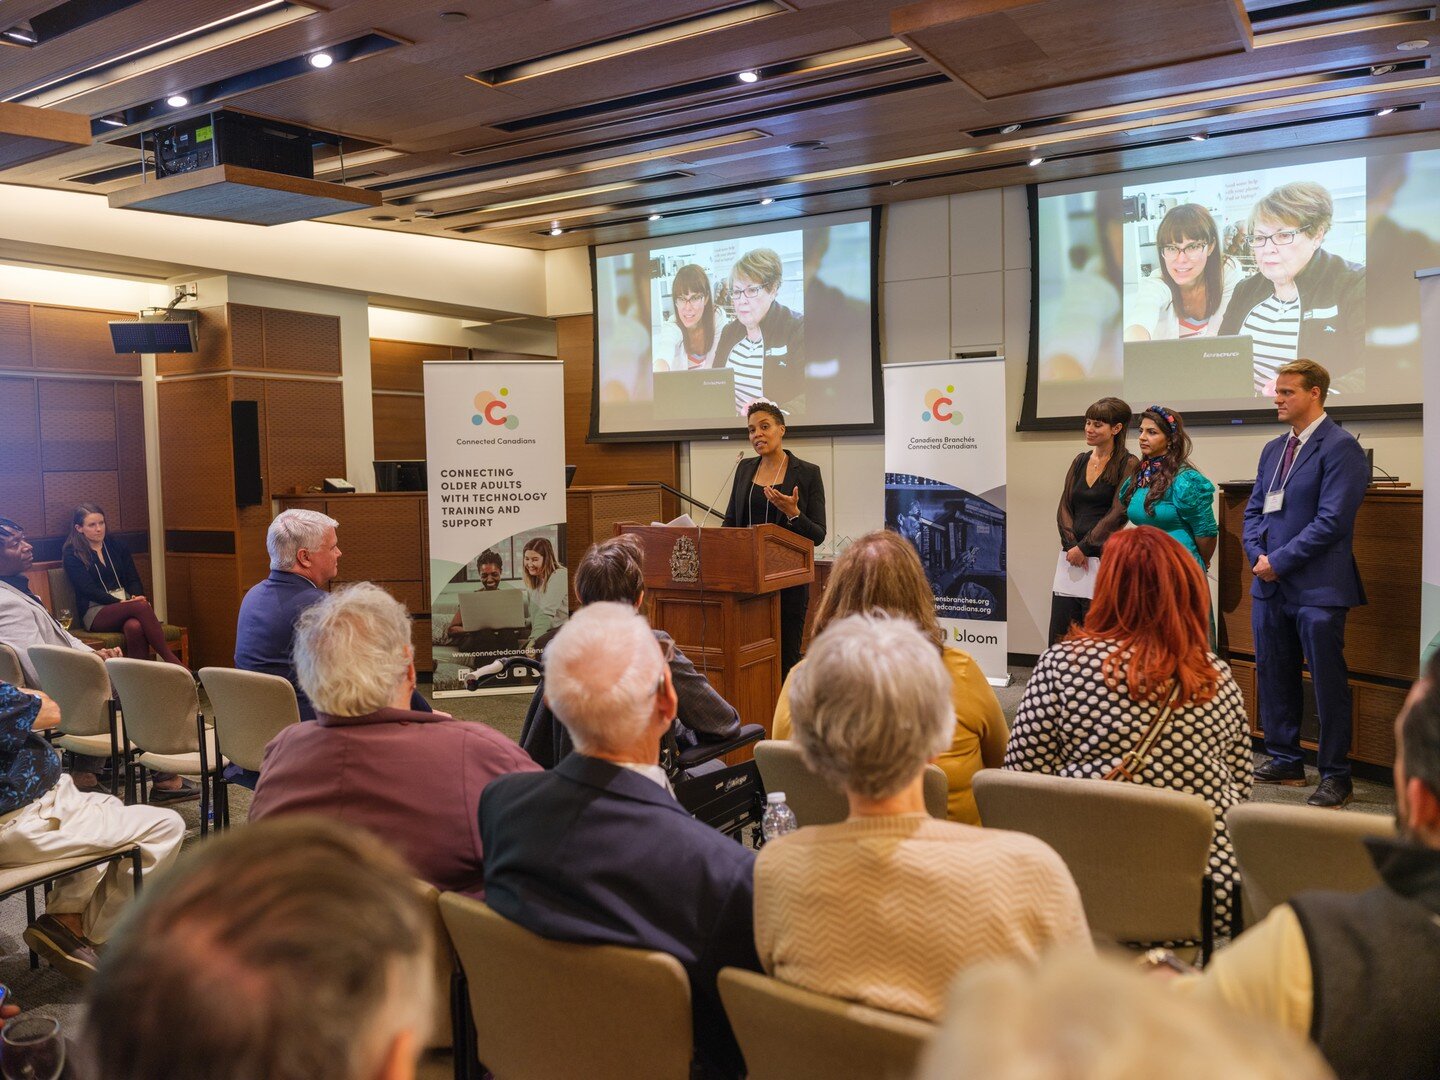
left=62, top=503, right=183, bottom=666
left=1005, top=526, right=1254, bottom=939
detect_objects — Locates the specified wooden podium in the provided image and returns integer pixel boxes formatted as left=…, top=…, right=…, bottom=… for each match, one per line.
left=618, top=524, right=814, bottom=739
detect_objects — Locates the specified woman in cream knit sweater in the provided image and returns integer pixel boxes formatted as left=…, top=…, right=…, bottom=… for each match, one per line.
left=754, top=613, right=1091, bottom=1022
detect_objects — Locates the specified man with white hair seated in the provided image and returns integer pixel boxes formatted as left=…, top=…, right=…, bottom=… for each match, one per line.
left=82, top=818, right=436, bottom=1080
left=755, top=613, right=1091, bottom=1021
left=480, top=602, right=761, bottom=1080
left=235, top=510, right=430, bottom=783
left=250, top=583, right=537, bottom=896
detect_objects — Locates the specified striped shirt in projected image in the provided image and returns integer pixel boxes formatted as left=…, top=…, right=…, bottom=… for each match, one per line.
left=726, top=335, right=765, bottom=413
left=1241, top=293, right=1301, bottom=395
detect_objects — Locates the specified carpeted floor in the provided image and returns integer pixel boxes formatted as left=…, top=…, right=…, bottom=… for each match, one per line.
left=1, top=665, right=1395, bottom=1050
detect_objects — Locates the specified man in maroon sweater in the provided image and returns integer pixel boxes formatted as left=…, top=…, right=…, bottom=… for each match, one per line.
left=250, top=582, right=538, bottom=895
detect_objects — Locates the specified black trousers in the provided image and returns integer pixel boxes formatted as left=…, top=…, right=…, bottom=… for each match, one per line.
left=779, top=584, right=809, bottom=681
left=1048, top=593, right=1091, bottom=647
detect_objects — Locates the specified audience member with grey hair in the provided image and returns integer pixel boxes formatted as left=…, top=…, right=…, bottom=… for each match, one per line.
left=251, top=583, right=536, bottom=897
left=917, top=952, right=1333, bottom=1080
left=481, top=602, right=762, bottom=1079
left=82, top=817, right=437, bottom=1080
left=753, top=613, right=1091, bottom=1022
left=236, top=508, right=431, bottom=756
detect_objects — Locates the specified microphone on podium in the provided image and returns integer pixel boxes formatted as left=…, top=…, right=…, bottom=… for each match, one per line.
left=698, top=451, right=745, bottom=531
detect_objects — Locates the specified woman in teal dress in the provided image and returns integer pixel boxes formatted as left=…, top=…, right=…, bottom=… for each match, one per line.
left=1119, top=404, right=1218, bottom=639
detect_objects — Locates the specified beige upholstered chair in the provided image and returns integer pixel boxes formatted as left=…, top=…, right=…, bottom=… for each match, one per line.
left=719, top=968, right=933, bottom=1080
left=44, top=567, right=189, bottom=668
left=973, top=770, right=1217, bottom=960
left=27, top=645, right=130, bottom=793
left=198, top=667, right=301, bottom=775
left=412, top=880, right=458, bottom=1053
left=439, top=892, right=693, bottom=1080
left=0, top=847, right=142, bottom=971
left=0, top=644, right=25, bottom=688
left=1227, top=801, right=1392, bottom=928
left=753, top=740, right=948, bottom=826
left=105, top=658, right=226, bottom=834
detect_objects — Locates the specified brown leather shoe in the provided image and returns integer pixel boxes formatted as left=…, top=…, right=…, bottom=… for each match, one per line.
left=23, top=914, right=100, bottom=984
left=1307, top=776, right=1354, bottom=810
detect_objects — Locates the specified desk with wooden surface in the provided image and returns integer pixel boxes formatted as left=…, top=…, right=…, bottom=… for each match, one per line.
left=1218, top=484, right=1421, bottom=768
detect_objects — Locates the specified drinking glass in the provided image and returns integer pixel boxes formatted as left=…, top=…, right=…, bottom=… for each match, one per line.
left=1, top=1015, right=65, bottom=1080
left=56, top=610, right=72, bottom=632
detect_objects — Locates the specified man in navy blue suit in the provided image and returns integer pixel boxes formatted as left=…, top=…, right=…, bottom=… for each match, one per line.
left=480, top=602, right=761, bottom=1079
left=1243, top=359, right=1369, bottom=808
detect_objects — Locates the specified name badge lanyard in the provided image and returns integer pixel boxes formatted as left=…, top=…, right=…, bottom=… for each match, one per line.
left=1263, top=440, right=1299, bottom=514
left=97, top=543, right=127, bottom=601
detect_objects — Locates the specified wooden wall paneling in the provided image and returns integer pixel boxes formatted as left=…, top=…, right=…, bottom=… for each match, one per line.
left=263, top=379, right=345, bottom=495
left=42, top=470, right=119, bottom=537
left=370, top=339, right=463, bottom=393
left=325, top=495, right=423, bottom=585
left=227, top=304, right=265, bottom=369
left=131, top=552, right=152, bottom=597
left=0, top=302, right=32, bottom=369
left=114, top=381, right=149, bottom=533
left=557, top=315, right=680, bottom=514
left=263, top=308, right=341, bottom=374
left=158, top=306, right=230, bottom=377
left=165, top=552, right=241, bottom=671
left=0, top=376, right=43, bottom=534
left=157, top=378, right=236, bottom=530
left=38, top=379, right=117, bottom=472
left=372, top=393, right=426, bottom=460
left=31, top=304, right=138, bottom=376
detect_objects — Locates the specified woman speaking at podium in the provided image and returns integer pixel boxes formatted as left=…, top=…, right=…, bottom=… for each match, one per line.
left=723, top=401, right=826, bottom=678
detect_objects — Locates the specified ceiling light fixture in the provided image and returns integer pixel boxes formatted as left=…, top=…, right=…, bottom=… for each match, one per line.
left=648, top=212, right=662, bottom=221
left=760, top=196, right=775, bottom=205
left=97, top=115, right=127, bottom=127
left=165, top=94, right=189, bottom=108
left=1377, top=106, right=1397, bottom=115
left=1253, top=9, right=1434, bottom=49
left=472, top=1, right=786, bottom=86
left=1188, top=132, right=1209, bottom=141
left=313, top=146, right=407, bottom=177
left=1396, top=38, right=1430, bottom=50
left=738, top=69, right=760, bottom=83
left=439, top=10, right=469, bottom=21
left=1028, top=156, right=1045, bottom=166
left=2, top=28, right=37, bottom=44
left=7, top=1, right=319, bottom=107
left=1372, top=63, right=1398, bottom=75
left=549, top=225, right=564, bottom=236
left=1000, top=123, right=1021, bottom=134
left=308, top=51, right=333, bottom=68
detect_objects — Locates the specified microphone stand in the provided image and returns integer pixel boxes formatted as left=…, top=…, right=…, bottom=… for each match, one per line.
left=625, top=480, right=726, bottom=520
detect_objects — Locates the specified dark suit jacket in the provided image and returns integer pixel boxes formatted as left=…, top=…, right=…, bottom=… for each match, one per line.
left=62, top=541, right=144, bottom=615
left=479, top=754, right=761, bottom=1079
left=1242, top=416, right=1368, bottom=608
left=721, top=449, right=826, bottom=547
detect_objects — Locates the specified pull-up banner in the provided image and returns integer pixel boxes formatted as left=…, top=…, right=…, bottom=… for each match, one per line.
left=883, top=358, right=1009, bottom=686
left=425, top=360, right=567, bottom=697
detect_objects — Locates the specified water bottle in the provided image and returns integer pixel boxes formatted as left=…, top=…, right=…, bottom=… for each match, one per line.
left=761, top=792, right=798, bottom=843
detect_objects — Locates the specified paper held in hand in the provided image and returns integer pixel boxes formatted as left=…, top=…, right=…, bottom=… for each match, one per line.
left=1053, top=551, right=1100, bottom=599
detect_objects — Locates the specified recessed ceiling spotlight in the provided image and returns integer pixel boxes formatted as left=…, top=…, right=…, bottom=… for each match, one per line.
left=788, top=139, right=829, bottom=151
left=1028, top=156, right=1045, bottom=167
left=1377, top=106, right=1396, bottom=116
left=1000, top=123, right=1022, bottom=134
left=308, top=51, right=334, bottom=69
left=1396, top=39, right=1429, bottom=51
left=413, top=207, right=436, bottom=217
left=1188, top=132, right=1209, bottom=141
left=2, top=28, right=37, bottom=44
left=648, top=212, right=662, bottom=221
left=439, top=10, right=469, bottom=21
left=889, top=178, right=906, bottom=186
left=1372, top=63, right=1398, bottom=75
left=165, top=94, right=189, bottom=108
left=549, top=225, right=564, bottom=236
left=738, top=69, right=760, bottom=83
left=759, top=196, right=774, bottom=205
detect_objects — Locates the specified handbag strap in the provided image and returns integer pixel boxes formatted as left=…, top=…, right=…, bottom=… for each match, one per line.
left=1103, top=681, right=1182, bottom=783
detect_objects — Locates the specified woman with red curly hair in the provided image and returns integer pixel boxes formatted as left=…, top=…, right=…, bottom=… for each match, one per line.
left=1004, top=525, right=1253, bottom=939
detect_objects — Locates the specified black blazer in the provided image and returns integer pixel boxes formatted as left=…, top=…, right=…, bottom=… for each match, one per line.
left=721, top=449, right=826, bottom=547
left=62, top=541, right=144, bottom=614
left=479, top=754, right=761, bottom=1078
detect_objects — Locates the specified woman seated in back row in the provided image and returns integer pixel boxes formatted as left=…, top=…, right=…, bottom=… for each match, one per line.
left=1004, top=525, right=1253, bottom=940
left=755, top=613, right=1090, bottom=1022
left=772, top=530, right=1007, bottom=825
left=61, top=503, right=183, bottom=666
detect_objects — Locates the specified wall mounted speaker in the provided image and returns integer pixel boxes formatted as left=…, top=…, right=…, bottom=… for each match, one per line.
left=231, top=400, right=263, bottom=507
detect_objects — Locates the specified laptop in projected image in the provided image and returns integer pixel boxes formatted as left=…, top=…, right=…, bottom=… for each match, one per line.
left=458, top=589, right=526, bottom=632
left=1123, top=335, right=1254, bottom=405
left=654, top=368, right=736, bottom=421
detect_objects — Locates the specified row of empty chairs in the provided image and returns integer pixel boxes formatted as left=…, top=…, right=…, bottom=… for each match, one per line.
left=22, top=646, right=302, bottom=835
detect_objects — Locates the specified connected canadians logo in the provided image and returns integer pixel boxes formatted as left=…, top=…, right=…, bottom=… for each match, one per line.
left=472, top=388, right=518, bottom=429
left=922, top=386, right=962, bottom=426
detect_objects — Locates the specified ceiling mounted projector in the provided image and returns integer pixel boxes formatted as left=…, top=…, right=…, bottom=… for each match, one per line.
left=109, top=308, right=199, bottom=354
